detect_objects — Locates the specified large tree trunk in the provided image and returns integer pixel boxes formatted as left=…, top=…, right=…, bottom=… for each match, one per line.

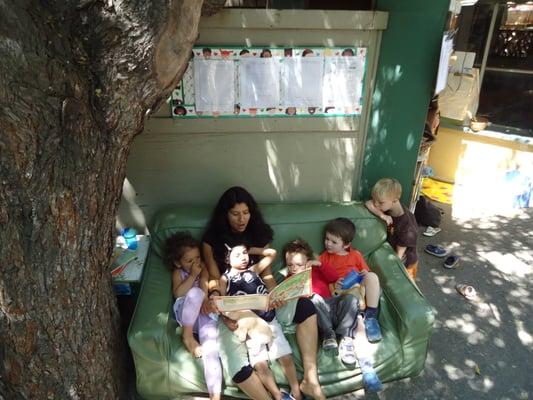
left=0, top=1, right=221, bottom=397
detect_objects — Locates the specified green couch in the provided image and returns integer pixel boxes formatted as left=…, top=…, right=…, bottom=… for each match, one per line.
left=128, top=202, right=434, bottom=399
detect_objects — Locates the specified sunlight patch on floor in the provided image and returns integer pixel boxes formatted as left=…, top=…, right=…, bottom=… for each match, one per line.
left=515, top=320, right=532, bottom=346
left=479, top=251, right=532, bottom=278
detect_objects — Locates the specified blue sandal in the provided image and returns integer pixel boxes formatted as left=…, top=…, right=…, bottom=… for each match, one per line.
left=425, top=244, right=449, bottom=257
left=443, top=255, right=460, bottom=269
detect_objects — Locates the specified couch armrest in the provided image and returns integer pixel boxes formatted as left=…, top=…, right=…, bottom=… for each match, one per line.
left=369, top=244, right=435, bottom=376
left=127, top=251, right=174, bottom=399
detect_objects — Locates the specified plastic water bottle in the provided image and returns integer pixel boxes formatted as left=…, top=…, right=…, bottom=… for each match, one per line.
left=341, top=270, right=364, bottom=290
left=121, top=228, right=138, bottom=250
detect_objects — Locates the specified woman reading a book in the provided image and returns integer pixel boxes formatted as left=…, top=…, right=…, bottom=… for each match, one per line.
left=203, top=186, right=325, bottom=400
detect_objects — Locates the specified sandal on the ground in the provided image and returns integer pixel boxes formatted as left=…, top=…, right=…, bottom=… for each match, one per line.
left=443, top=255, right=460, bottom=269
left=425, top=244, right=449, bottom=257
left=455, top=284, right=478, bottom=301
left=423, top=226, right=442, bottom=237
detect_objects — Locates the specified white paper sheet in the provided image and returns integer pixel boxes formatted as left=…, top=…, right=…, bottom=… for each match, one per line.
left=281, top=57, right=324, bottom=107
left=322, top=57, right=364, bottom=107
left=193, top=59, right=235, bottom=112
left=435, top=34, right=454, bottom=95
left=239, top=58, right=281, bottom=108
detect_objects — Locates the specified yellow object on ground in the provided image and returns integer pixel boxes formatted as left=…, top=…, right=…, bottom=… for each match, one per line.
left=421, top=177, right=453, bottom=204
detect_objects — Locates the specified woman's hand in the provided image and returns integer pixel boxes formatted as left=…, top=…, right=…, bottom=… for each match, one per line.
left=335, top=278, right=344, bottom=291
left=221, top=314, right=238, bottom=331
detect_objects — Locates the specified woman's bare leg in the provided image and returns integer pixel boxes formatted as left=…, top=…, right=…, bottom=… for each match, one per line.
left=296, top=314, right=326, bottom=400
left=255, top=361, right=282, bottom=399
left=278, top=355, right=302, bottom=400
left=237, top=368, right=275, bottom=400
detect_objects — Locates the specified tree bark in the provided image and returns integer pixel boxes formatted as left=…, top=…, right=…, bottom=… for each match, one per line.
left=0, top=1, right=220, bottom=398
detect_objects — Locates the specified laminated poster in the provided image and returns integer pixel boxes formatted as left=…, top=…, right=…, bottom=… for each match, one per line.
left=171, top=46, right=367, bottom=118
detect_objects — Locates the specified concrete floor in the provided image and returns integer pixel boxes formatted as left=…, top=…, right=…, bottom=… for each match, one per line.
left=340, top=203, right=533, bottom=400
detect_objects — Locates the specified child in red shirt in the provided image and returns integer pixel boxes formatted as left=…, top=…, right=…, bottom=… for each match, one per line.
left=319, top=218, right=382, bottom=343
left=284, top=239, right=359, bottom=365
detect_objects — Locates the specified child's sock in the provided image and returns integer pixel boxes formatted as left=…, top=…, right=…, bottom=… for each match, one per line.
left=359, top=356, right=383, bottom=392
left=365, top=307, right=378, bottom=319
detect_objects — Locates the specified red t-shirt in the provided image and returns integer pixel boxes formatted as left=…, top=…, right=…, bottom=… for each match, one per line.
left=319, top=247, right=370, bottom=279
left=310, top=262, right=339, bottom=299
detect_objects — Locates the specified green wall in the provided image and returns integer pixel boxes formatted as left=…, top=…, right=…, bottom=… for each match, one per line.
left=359, top=0, right=449, bottom=204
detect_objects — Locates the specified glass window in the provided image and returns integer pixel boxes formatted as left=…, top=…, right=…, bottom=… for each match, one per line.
left=456, top=2, right=533, bottom=134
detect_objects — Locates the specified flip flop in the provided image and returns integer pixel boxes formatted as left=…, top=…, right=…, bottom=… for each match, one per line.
left=425, top=244, right=449, bottom=257
left=443, top=255, right=460, bottom=269
left=455, top=284, right=477, bottom=301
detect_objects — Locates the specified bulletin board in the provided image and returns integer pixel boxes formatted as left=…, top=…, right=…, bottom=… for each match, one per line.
left=170, top=46, right=367, bottom=118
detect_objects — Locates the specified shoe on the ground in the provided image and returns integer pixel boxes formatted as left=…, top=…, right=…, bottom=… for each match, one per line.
left=455, top=283, right=478, bottom=301
left=280, top=389, right=296, bottom=400
left=364, top=317, right=382, bottom=343
left=322, top=337, right=338, bottom=351
left=443, top=255, right=460, bottom=269
left=338, top=337, right=356, bottom=364
left=425, top=244, right=449, bottom=257
left=363, top=371, right=384, bottom=393
left=422, top=226, right=442, bottom=237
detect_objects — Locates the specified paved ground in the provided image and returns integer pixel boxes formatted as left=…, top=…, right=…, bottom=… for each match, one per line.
left=342, top=203, right=533, bottom=400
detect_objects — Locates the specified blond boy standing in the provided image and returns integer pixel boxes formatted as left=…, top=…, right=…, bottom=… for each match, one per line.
left=365, top=178, right=419, bottom=280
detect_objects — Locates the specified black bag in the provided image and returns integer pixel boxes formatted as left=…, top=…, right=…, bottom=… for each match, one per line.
left=414, top=195, right=442, bottom=227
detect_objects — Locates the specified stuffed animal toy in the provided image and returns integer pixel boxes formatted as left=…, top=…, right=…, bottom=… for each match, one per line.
left=225, top=310, right=275, bottom=346
left=332, top=285, right=366, bottom=310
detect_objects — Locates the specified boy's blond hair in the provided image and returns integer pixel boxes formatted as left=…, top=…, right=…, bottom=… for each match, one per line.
left=371, top=178, right=402, bottom=201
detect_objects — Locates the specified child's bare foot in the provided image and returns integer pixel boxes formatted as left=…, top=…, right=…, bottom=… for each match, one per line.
left=300, top=379, right=325, bottom=400
left=183, top=334, right=202, bottom=358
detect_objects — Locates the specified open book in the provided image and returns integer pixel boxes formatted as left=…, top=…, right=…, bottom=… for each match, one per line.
left=213, top=268, right=312, bottom=312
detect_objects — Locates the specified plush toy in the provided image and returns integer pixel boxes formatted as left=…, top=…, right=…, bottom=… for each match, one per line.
left=332, top=285, right=366, bottom=310
left=225, top=310, right=275, bottom=346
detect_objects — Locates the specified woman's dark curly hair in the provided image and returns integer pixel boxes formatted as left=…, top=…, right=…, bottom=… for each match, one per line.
left=163, top=231, right=200, bottom=271
left=203, top=186, right=273, bottom=242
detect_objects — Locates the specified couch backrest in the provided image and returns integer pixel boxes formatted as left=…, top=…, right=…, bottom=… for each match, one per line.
left=150, top=202, right=387, bottom=274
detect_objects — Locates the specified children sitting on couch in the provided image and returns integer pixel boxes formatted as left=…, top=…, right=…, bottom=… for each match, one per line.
left=283, top=234, right=384, bottom=392
left=319, top=218, right=383, bottom=343
left=283, top=239, right=359, bottom=364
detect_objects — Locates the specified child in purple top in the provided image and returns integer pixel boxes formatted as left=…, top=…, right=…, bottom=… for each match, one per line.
left=164, top=232, right=221, bottom=400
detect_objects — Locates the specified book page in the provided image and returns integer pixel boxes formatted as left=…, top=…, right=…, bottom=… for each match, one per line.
left=281, top=57, right=324, bottom=107
left=213, top=294, right=269, bottom=312
left=239, top=57, right=281, bottom=108
left=323, top=56, right=364, bottom=107
left=193, top=59, right=235, bottom=112
left=269, top=268, right=312, bottom=306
